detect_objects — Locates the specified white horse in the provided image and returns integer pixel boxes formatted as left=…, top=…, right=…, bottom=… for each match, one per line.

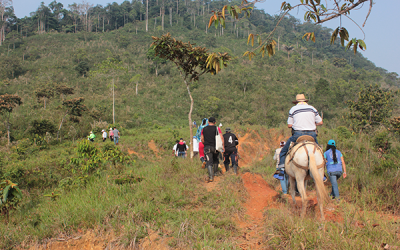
left=284, top=136, right=329, bottom=220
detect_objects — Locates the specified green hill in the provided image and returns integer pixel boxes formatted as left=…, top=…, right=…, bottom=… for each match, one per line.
left=0, top=5, right=397, bottom=141
left=0, top=2, right=400, bottom=249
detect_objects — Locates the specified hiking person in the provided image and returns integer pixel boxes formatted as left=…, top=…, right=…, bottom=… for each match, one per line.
left=192, top=136, right=199, bottom=157
left=109, top=128, right=114, bottom=141
left=176, top=138, right=187, bottom=158
left=199, top=140, right=206, bottom=168
left=193, top=120, right=197, bottom=128
left=88, top=131, right=96, bottom=142
left=172, top=140, right=179, bottom=157
left=273, top=141, right=289, bottom=195
left=278, top=94, right=323, bottom=170
left=195, top=118, right=208, bottom=142
left=113, top=127, right=120, bottom=145
left=324, top=139, right=347, bottom=200
left=223, top=127, right=239, bottom=174
left=102, top=129, right=107, bottom=142
left=201, top=117, right=224, bottom=182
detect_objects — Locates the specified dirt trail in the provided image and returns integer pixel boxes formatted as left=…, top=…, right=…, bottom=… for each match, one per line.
left=148, top=140, right=160, bottom=158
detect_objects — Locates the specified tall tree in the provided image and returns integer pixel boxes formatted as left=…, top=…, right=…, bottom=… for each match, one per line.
left=0, top=93, right=22, bottom=145
left=348, top=85, right=396, bottom=131
left=57, top=97, right=87, bottom=141
left=35, top=86, right=54, bottom=109
left=151, top=33, right=231, bottom=158
left=90, top=57, right=128, bottom=124
left=0, top=0, right=12, bottom=45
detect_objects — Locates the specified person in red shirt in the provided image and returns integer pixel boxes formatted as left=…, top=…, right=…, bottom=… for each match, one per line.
left=199, top=141, right=205, bottom=168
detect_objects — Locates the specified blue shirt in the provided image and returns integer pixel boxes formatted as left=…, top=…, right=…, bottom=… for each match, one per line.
left=324, top=148, right=343, bottom=173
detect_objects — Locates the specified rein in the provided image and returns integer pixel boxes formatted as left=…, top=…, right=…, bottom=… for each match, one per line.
left=288, top=141, right=325, bottom=170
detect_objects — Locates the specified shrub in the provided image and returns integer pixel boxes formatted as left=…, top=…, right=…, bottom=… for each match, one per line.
left=0, top=179, right=23, bottom=219
left=372, top=130, right=391, bottom=152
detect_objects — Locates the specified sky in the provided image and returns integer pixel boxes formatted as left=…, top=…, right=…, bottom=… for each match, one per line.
left=11, top=0, right=400, bottom=75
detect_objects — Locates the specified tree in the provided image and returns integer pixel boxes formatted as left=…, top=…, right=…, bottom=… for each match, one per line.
left=313, top=78, right=331, bottom=117
left=130, top=74, right=141, bottom=96
left=57, top=97, right=87, bottom=141
left=348, top=85, right=396, bottom=132
left=208, top=0, right=370, bottom=60
left=35, top=86, right=54, bottom=109
left=151, top=33, right=231, bottom=159
left=282, top=45, right=294, bottom=59
left=90, top=57, right=127, bottom=124
left=0, top=94, right=22, bottom=145
left=0, top=0, right=12, bottom=45
left=55, top=85, right=74, bottom=100
left=29, top=119, right=57, bottom=137
left=146, top=47, right=167, bottom=76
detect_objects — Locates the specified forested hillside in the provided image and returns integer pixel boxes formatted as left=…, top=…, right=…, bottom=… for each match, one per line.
left=0, top=0, right=398, bottom=142
left=1, top=1, right=400, bottom=249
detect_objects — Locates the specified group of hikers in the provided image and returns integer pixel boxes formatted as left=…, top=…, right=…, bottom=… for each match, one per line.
left=173, top=117, right=239, bottom=182
left=87, top=127, right=121, bottom=145
left=189, top=94, right=348, bottom=200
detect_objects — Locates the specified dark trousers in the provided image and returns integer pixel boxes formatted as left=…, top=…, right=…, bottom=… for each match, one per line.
left=279, top=131, right=318, bottom=166
left=204, top=145, right=219, bottom=179
left=204, top=146, right=219, bottom=166
left=223, top=150, right=237, bottom=168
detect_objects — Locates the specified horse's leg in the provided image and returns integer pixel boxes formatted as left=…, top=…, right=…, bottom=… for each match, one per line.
left=289, top=176, right=296, bottom=203
left=318, top=168, right=325, bottom=220
left=296, top=177, right=307, bottom=218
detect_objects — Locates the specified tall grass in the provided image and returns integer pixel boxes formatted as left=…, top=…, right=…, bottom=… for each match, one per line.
left=0, top=136, right=245, bottom=249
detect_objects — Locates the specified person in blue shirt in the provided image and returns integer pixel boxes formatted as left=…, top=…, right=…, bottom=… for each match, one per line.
left=324, top=139, right=347, bottom=200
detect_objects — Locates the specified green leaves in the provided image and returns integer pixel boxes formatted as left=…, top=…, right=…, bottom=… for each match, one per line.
left=303, top=32, right=316, bottom=42
left=0, top=179, right=23, bottom=215
left=208, top=4, right=254, bottom=29
left=346, top=38, right=367, bottom=54
left=330, top=27, right=349, bottom=46
left=151, top=33, right=231, bottom=78
left=348, top=85, right=395, bottom=131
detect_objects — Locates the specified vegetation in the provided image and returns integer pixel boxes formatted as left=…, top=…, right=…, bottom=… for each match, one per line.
left=0, top=0, right=399, bottom=249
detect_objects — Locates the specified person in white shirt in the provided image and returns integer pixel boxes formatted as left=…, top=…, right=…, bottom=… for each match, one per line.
left=278, top=94, right=323, bottom=169
left=102, top=129, right=107, bottom=142
left=192, top=136, right=199, bottom=157
left=172, top=140, right=179, bottom=157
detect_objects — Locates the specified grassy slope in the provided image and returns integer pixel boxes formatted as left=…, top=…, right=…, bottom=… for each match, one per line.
left=0, top=14, right=390, bottom=142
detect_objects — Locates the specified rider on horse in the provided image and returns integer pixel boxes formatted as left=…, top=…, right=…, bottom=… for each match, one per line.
left=278, top=94, right=323, bottom=170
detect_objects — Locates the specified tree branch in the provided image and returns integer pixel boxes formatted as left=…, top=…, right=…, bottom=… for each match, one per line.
left=317, top=0, right=369, bottom=24
left=362, top=0, right=373, bottom=27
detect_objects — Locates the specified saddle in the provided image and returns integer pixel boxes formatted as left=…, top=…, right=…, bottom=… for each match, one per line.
left=286, top=136, right=325, bottom=170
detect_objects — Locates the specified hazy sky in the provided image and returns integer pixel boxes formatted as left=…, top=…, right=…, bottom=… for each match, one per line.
left=12, top=0, right=400, bottom=75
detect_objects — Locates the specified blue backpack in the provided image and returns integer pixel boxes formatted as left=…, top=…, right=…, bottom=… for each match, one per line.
left=195, top=118, right=208, bottom=142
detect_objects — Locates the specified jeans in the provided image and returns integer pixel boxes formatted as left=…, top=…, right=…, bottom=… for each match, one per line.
left=224, top=150, right=237, bottom=168
left=178, top=151, right=186, bottom=158
left=328, top=171, right=342, bottom=199
left=114, top=136, right=119, bottom=145
left=279, top=131, right=318, bottom=167
left=278, top=168, right=289, bottom=194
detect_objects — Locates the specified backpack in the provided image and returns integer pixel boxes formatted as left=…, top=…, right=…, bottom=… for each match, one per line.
left=195, top=118, right=208, bottom=142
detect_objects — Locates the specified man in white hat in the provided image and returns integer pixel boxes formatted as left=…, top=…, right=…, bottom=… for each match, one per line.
left=278, top=94, right=323, bottom=169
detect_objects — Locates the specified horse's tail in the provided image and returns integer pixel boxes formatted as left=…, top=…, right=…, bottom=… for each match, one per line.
left=308, top=147, right=330, bottom=204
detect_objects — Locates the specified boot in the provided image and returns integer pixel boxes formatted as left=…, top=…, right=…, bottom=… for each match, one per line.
left=233, top=164, right=238, bottom=175
left=207, top=164, right=214, bottom=182
left=224, top=163, right=230, bottom=172
left=213, top=164, right=219, bottom=176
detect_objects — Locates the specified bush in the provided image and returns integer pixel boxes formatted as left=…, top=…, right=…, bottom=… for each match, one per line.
left=372, top=130, right=391, bottom=151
